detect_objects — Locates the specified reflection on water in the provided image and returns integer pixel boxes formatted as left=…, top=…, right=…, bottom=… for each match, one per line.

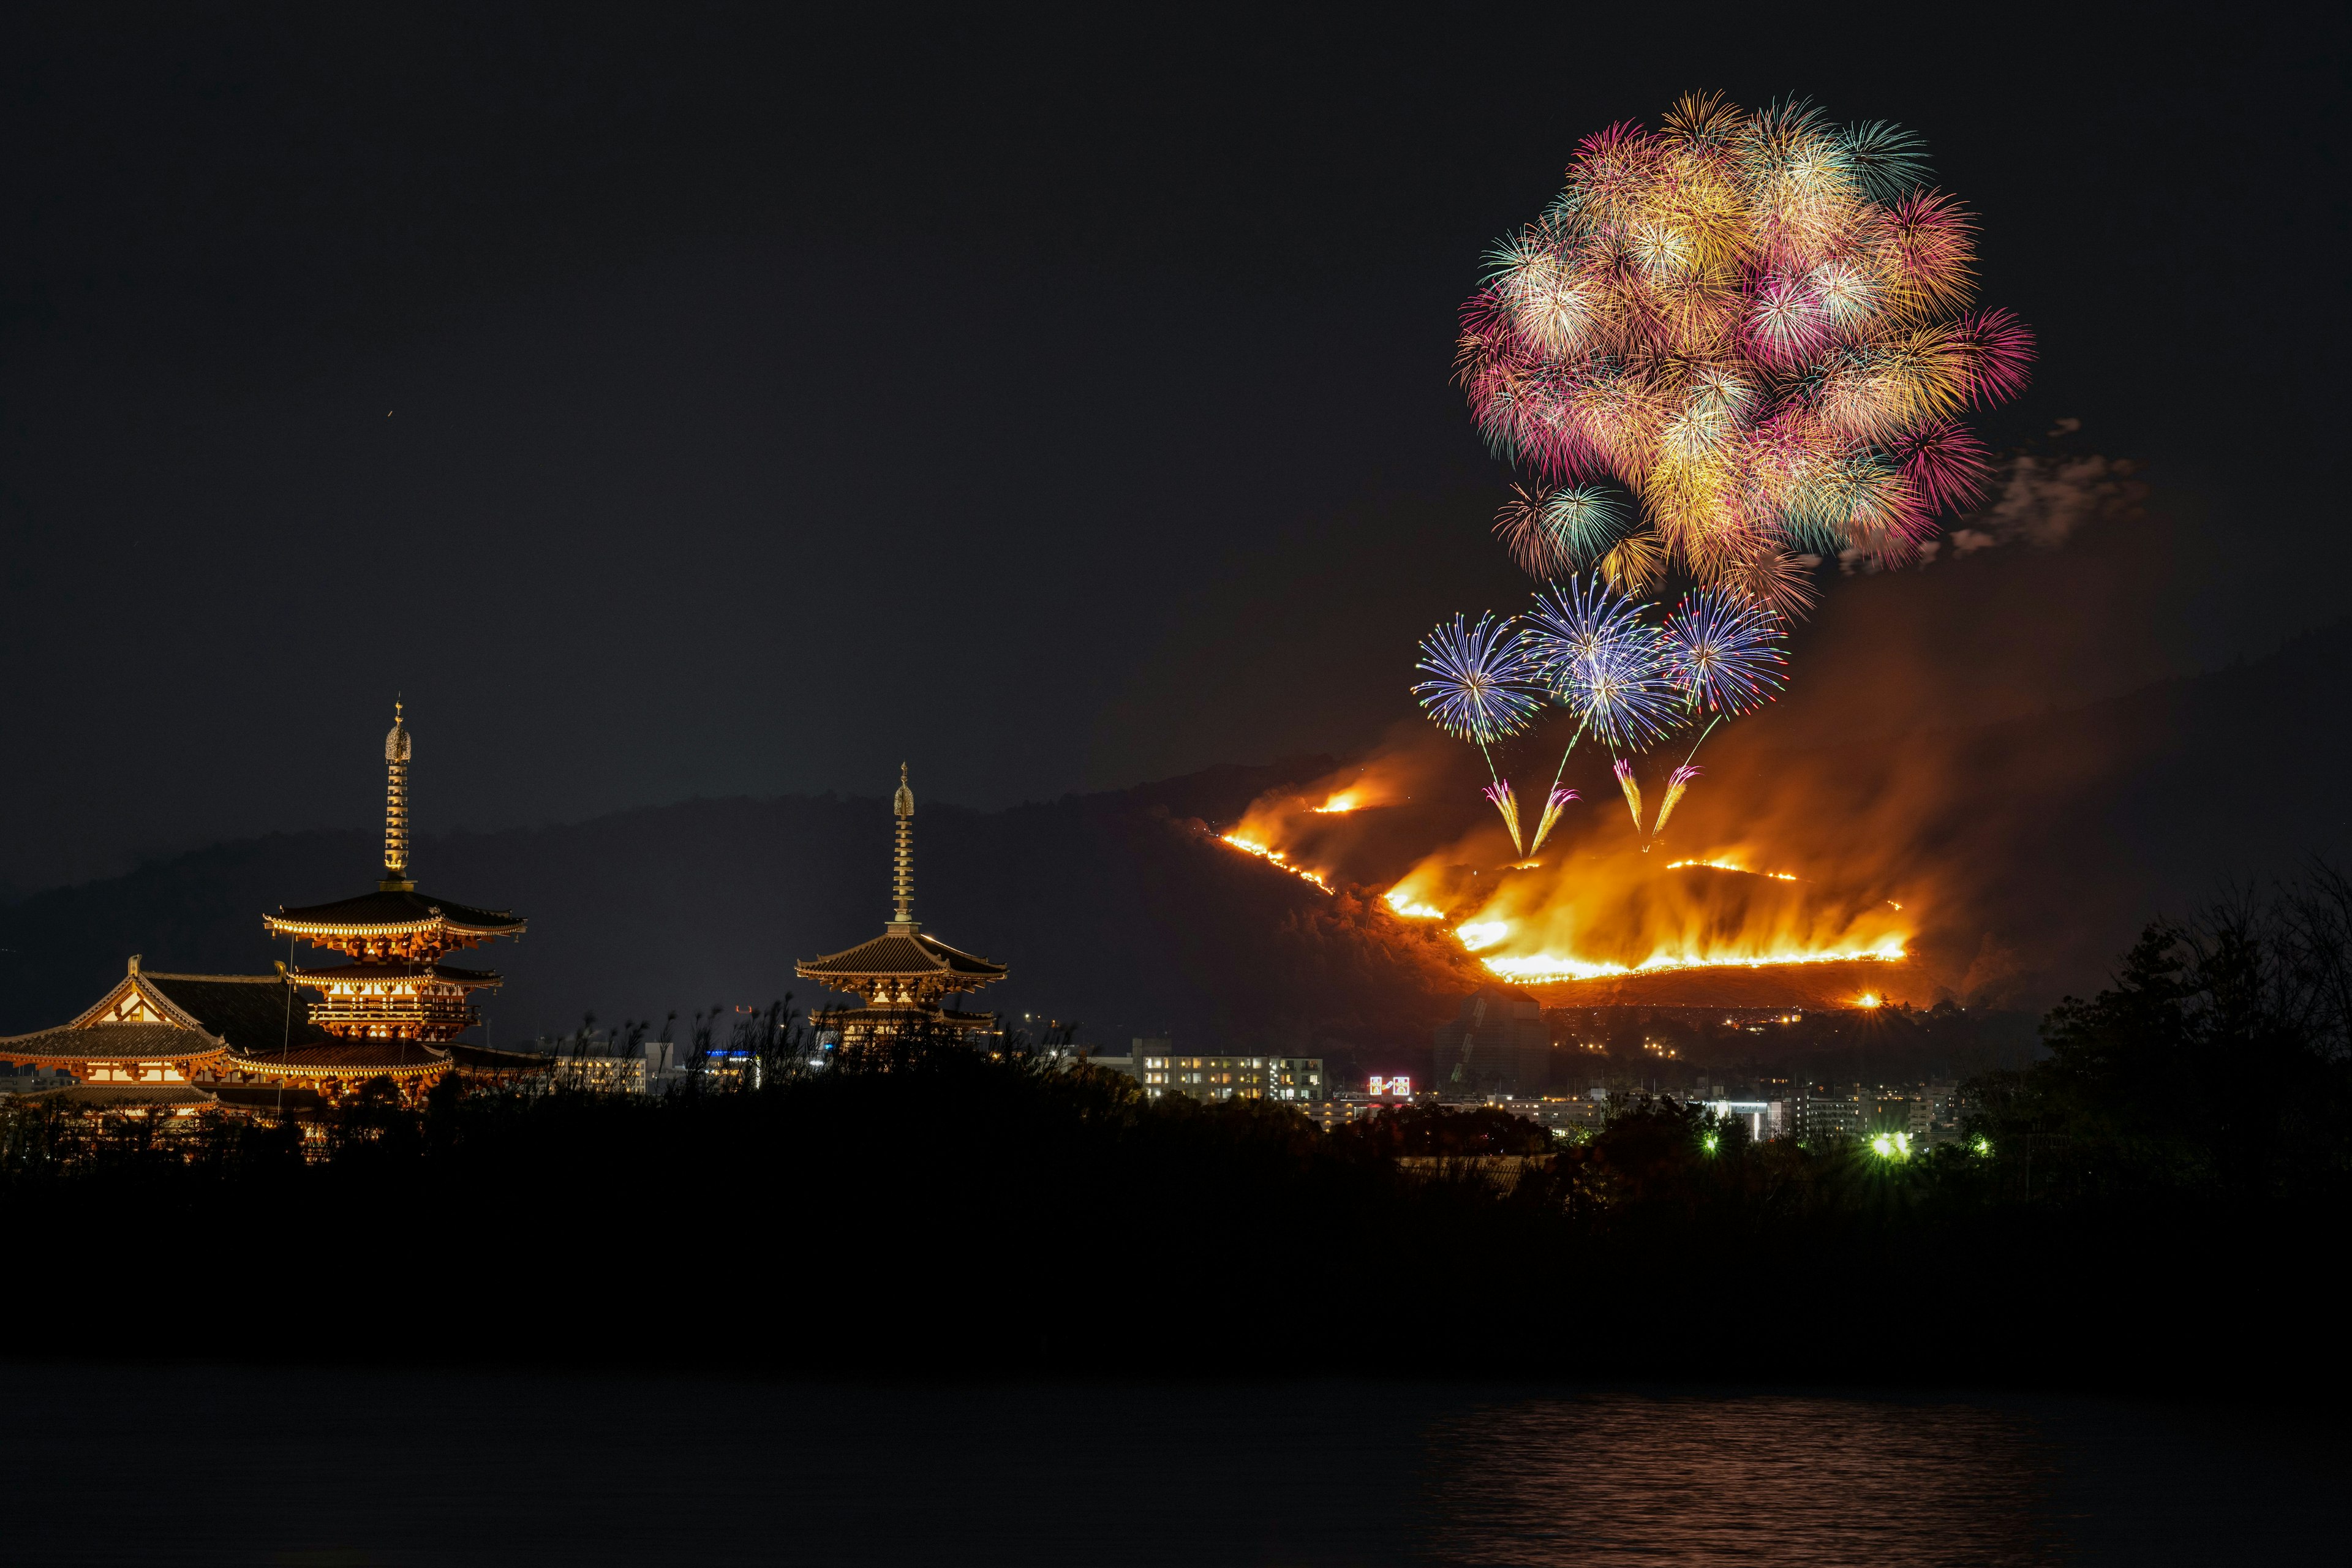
left=0, top=1365, right=2341, bottom=1565
left=1421, top=1395, right=2062, bottom=1566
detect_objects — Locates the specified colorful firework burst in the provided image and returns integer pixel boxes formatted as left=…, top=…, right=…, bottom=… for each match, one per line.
left=1461, top=93, right=2034, bottom=612
left=1660, top=586, right=1789, bottom=715
left=1411, top=612, right=1540, bottom=744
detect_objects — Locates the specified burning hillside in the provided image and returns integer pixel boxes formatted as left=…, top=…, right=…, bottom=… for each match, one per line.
left=1211, top=742, right=1924, bottom=1009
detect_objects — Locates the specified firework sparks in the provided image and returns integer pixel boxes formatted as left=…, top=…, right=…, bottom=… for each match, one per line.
left=1613, top=758, right=1645, bottom=833
left=1412, top=612, right=1539, bottom=744
left=1414, top=612, right=1542, bottom=848
left=1650, top=764, right=1700, bottom=840
left=1458, top=93, right=2033, bottom=607
left=1528, top=785, right=1580, bottom=856
left=1661, top=587, right=1788, bottom=716
left=1484, top=779, right=1526, bottom=855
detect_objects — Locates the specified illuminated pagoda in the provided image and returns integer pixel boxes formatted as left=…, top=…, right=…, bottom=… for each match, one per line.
left=796, top=765, right=1007, bottom=1043
left=228, top=703, right=533, bottom=1101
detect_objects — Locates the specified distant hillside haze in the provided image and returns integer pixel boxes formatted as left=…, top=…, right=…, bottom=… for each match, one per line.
left=3, top=625, right=2348, bottom=1074
left=0, top=756, right=1482, bottom=1073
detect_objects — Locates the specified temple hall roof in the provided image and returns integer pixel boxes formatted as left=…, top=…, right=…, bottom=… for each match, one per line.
left=0, top=1021, right=225, bottom=1066
left=797, top=931, right=1008, bottom=981
left=267, top=888, right=526, bottom=938
left=20, top=1081, right=221, bottom=1111
left=141, top=971, right=333, bottom=1056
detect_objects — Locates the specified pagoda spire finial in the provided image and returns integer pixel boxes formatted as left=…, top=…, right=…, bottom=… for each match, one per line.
left=889, top=763, right=916, bottom=931
left=381, top=699, right=415, bottom=892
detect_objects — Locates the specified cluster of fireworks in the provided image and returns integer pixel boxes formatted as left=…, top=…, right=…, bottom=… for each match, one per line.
left=1205, top=97, right=2018, bottom=1001
left=1461, top=92, right=2030, bottom=606
left=1414, top=576, right=1787, bottom=854
left=1420, top=94, right=2030, bottom=859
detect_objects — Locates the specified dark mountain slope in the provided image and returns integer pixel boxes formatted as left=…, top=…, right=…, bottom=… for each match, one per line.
left=4, top=627, right=2348, bottom=1071
left=0, top=762, right=1472, bottom=1072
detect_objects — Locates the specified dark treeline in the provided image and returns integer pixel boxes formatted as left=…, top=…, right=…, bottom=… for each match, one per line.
left=7, top=873, right=2352, bottom=1390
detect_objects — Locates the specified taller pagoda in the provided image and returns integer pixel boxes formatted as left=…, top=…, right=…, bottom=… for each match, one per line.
left=797, top=765, right=1007, bottom=1042
left=232, top=704, right=529, bottom=1099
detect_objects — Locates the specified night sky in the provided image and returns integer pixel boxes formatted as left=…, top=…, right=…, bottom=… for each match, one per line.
left=1, top=7, right=2343, bottom=893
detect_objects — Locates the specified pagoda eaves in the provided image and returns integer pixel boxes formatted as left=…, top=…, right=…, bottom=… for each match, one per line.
left=795, top=764, right=1007, bottom=1040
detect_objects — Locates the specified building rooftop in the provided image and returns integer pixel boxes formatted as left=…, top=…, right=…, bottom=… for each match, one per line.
left=797, top=931, right=1008, bottom=981
left=227, top=1038, right=453, bottom=1076
left=268, top=888, right=525, bottom=939
left=0, top=1020, right=225, bottom=1066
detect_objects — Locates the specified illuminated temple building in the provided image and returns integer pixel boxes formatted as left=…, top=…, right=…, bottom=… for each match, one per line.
left=797, top=765, right=1006, bottom=1043
left=224, top=704, right=537, bottom=1102
left=0, top=957, right=348, bottom=1115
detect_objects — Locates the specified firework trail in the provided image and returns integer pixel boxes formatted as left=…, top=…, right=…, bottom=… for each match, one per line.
left=1650, top=763, right=1701, bottom=842
left=1517, top=573, right=1682, bottom=850
left=1613, top=758, right=1645, bottom=834
left=1413, top=612, right=1540, bottom=851
left=1484, top=780, right=1525, bottom=854
left=1460, top=94, right=2034, bottom=613
left=1529, top=786, right=1580, bottom=856
left=1642, top=586, right=1789, bottom=834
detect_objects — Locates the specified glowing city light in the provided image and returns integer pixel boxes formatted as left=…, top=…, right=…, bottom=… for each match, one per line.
left=1869, top=1131, right=1912, bottom=1159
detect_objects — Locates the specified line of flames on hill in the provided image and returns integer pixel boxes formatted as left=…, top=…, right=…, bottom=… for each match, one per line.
left=1211, top=772, right=1910, bottom=991
left=1218, top=834, right=1333, bottom=892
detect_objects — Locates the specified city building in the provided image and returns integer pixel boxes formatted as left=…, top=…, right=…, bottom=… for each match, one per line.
left=1122, top=1046, right=1324, bottom=1104
left=231, top=704, right=535, bottom=1103
left=1909, top=1079, right=1964, bottom=1146
left=1790, top=1085, right=1867, bottom=1142
left=1699, top=1098, right=1787, bottom=1140
left=1434, top=986, right=1550, bottom=1098
left=797, top=766, right=1008, bottom=1045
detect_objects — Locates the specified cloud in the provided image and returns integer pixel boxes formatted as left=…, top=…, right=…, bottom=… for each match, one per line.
left=1950, top=450, right=2149, bottom=556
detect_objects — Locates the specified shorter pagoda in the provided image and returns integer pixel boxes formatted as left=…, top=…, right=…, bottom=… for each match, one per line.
left=229, top=704, right=534, bottom=1102
left=797, top=765, right=1006, bottom=1043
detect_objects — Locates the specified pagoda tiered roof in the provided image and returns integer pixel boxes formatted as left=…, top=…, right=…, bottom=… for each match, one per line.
left=797, top=930, right=1008, bottom=983
left=291, top=959, right=506, bottom=988
left=225, top=1036, right=453, bottom=1080
left=266, top=888, right=525, bottom=948
left=794, top=767, right=1007, bottom=1041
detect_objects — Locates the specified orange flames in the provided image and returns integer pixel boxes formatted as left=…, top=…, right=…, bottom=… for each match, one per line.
left=1215, top=743, right=1917, bottom=998
left=1219, top=834, right=1333, bottom=893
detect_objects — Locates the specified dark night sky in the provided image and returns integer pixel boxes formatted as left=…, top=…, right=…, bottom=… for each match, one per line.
left=0, top=6, right=2344, bottom=892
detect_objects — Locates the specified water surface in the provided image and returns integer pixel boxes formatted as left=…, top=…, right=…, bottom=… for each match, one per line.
left=0, top=1366, right=2337, bottom=1564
